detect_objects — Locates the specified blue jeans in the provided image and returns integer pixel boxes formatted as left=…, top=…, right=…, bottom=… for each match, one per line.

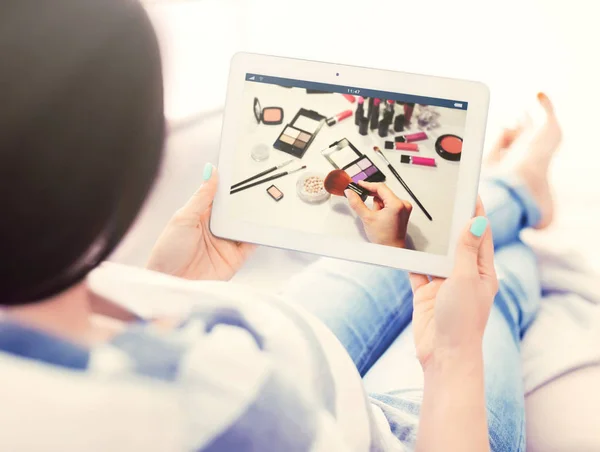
left=281, top=174, right=542, bottom=452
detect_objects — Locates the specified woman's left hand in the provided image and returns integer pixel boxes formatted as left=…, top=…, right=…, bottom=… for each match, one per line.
left=147, top=164, right=255, bottom=281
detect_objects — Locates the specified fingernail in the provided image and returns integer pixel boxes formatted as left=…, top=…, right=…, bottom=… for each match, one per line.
left=344, top=189, right=351, bottom=198
left=537, top=92, right=546, bottom=101
left=470, top=216, right=488, bottom=237
left=202, top=163, right=213, bottom=181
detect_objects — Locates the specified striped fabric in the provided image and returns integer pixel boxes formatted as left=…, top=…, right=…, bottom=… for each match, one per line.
left=0, top=267, right=413, bottom=451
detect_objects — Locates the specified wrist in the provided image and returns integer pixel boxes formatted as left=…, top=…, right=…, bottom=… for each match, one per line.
left=423, top=345, right=484, bottom=377
left=383, top=238, right=406, bottom=248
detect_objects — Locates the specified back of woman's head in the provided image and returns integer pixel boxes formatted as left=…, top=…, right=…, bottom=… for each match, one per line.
left=0, top=0, right=165, bottom=305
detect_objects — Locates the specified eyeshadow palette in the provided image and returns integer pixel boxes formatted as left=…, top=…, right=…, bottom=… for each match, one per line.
left=344, top=156, right=383, bottom=184
left=274, top=108, right=326, bottom=158
left=322, top=138, right=385, bottom=183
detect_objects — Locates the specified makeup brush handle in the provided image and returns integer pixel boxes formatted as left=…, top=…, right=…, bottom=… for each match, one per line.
left=388, top=165, right=433, bottom=221
left=231, top=166, right=277, bottom=190
left=230, top=172, right=286, bottom=194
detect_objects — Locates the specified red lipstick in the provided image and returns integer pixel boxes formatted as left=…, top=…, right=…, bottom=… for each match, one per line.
left=397, top=131, right=428, bottom=143
left=385, top=141, right=419, bottom=151
left=326, top=109, right=353, bottom=126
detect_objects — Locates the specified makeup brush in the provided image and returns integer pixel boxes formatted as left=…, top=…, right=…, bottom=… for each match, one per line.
left=230, top=165, right=306, bottom=194
left=373, top=146, right=433, bottom=221
left=324, top=170, right=366, bottom=198
left=231, top=159, right=293, bottom=189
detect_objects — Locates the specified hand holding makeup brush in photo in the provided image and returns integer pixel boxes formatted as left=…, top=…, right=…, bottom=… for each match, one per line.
left=345, top=181, right=413, bottom=248
left=147, top=164, right=255, bottom=281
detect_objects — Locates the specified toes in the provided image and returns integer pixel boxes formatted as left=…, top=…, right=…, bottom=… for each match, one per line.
left=486, top=125, right=525, bottom=163
left=537, top=92, right=555, bottom=115
left=499, top=125, right=524, bottom=148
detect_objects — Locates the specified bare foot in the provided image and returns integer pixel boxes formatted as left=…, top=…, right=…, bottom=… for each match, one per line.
left=486, top=93, right=562, bottom=229
left=486, top=124, right=525, bottom=165
left=517, top=93, right=562, bottom=229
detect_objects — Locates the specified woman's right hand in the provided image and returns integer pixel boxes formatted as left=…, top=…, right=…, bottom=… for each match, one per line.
left=409, top=198, right=498, bottom=369
left=413, top=197, right=497, bottom=452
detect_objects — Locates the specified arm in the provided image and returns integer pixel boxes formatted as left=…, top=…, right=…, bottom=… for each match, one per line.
left=410, top=198, right=498, bottom=452
left=419, top=348, right=489, bottom=452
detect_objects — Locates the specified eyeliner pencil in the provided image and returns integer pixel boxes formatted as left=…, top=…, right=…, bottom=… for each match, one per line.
left=230, top=166, right=307, bottom=194
left=231, top=159, right=294, bottom=190
left=373, top=146, right=433, bottom=221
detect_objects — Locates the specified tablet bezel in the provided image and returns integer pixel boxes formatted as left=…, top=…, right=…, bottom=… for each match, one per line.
left=210, top=52, right=489, bottom=277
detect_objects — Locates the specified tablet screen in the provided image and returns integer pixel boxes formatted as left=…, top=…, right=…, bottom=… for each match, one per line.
left=228, top=73, right=469, bottom=255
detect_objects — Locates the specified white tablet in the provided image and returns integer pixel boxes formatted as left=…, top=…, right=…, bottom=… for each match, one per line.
left=211, top=52, right=489, bottom=277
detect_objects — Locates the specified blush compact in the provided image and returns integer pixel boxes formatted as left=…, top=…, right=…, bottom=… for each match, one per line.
left=254, top=97, right=283, bottom=125
left=435, top=134, right=463, bottom=161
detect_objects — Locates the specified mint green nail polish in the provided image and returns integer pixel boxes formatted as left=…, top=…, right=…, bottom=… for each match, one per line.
left=470, top=216, right=488, bottom=237
left=202, top=163, right=213, bottom=181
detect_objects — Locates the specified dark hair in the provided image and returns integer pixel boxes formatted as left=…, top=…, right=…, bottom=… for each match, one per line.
left=0, top=0, right=165, bottom=305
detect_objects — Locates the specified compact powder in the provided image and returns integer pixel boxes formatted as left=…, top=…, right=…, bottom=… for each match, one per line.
left=435, top=134, right=463, bottom=162
left=263, top=108, right=282, bottom=123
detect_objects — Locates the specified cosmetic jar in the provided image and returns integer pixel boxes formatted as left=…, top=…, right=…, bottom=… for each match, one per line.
left=251, top=143, right=270, bottom=162
left=296, top=172, right=330, bottom=203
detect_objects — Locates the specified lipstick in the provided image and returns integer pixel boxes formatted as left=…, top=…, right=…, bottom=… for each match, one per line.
left=358, top=116, right=369, bottom=136
left=370, top=98, right=381, bottom=130
left=400, top=155, right=436, bottom=167
left=385, top=141, right=419, bottom=151
left=326, top=109, right=353, bottom=126
left=342, top=94, right=356, bottom=103
left=355, top=96, right=365, bottom=125
left=378, top=119, right=389, bottom=137
left=404, top=102, right=415, bottom=126
left=396, top=131, right=428, bottom=143
left=394, top=114, right=405, bottom=132
left=385, top=99, right=395, bottom=118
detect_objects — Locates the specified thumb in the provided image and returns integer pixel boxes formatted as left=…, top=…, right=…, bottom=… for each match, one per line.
left=345, top=189, right=370, bottom=220
left=179, top=163, right=218, bottom=218
left=454, top=216, right=489, bottom=275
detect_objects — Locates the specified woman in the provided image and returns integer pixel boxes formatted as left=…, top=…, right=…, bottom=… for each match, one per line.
left=0, top=0, right=561, bottom=451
